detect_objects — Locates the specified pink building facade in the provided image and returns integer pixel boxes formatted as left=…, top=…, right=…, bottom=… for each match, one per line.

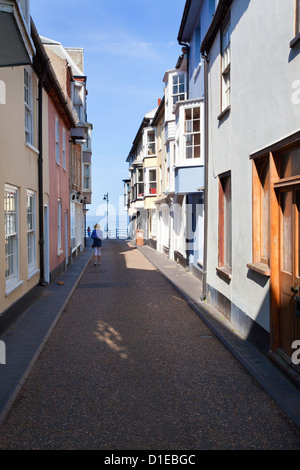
left=48, top=99, right=71, bottom=281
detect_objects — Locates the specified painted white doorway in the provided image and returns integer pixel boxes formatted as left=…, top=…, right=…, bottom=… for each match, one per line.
left=44, top=204, right=50, bottom=284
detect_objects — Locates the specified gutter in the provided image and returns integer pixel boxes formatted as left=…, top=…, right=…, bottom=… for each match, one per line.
left=177, top=43, right=190, bottom=99
left=177, top=0, right=192, bottom=46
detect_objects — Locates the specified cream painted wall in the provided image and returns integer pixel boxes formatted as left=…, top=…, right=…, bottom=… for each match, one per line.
left=0, top=66, right=43, bottom=314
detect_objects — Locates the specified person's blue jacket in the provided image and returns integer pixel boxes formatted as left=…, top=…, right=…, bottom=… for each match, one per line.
left=91, top=229, right=102, bottom=247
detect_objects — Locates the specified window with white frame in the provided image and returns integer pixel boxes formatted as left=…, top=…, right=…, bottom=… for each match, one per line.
left=24, top=68, right=33, bottom=145
left=57, top=200, right=62, bottom=254
left=185, top=107, right=201, bottom=159
left=27, top=190, right=36, bottom=272
left=55, top=116, right=60, bottom=164
left=148, top=168, right=157, bottom=196
left=147, top=130, right=156, bottom=156
left=172, top=74, right=185, bottom=106
left=221, top=19, right=231, bottom=112
left=62, top=128, right=66, bottom=169
left=74, top=83, right=83, bottom=122
left=83, top=164, right=91, bottom=191
left=84, top=127, right=91, bottom=151
left=137, top=168, right=144, bottom=198
left=5, top=186, right=19, bottom=286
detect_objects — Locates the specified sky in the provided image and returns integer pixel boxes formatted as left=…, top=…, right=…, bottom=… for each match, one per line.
left=30, top=0, right=187, bottom=224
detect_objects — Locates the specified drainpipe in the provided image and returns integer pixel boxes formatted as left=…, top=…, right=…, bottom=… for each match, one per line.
left=201, top=52, right=209, bottom=301
left=38, top=61, right=49, bottom=286
left=178, top=42, right=190, bottom=266
left=178, top=42, right=190, bottom=99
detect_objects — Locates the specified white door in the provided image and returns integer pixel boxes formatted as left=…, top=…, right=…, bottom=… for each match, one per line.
left=44, top=205, right=50, bottom=284
left=65, top=210, right=68, bottom=267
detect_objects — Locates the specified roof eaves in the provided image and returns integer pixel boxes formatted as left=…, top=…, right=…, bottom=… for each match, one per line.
left=177, top=0, right=192, bottom=44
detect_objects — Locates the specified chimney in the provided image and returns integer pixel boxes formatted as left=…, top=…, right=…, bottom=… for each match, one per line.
left=158, top=98, right=161, bottom=106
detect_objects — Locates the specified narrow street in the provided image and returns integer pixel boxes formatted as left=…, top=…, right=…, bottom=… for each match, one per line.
left=0, top=240, right=299, bottom=450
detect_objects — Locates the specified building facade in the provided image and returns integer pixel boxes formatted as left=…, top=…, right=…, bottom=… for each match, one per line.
left=0, top=61, right=41, bottom=316
left=201, top=0, right=300, bottom=380
left=0, top=10, right=92, bottom=332
left=42, top=38, right=92, bottom=259
left=126, top=106, right=158, bottom=244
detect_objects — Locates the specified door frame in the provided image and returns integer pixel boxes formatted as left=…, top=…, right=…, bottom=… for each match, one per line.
left=250, top=133, right=300, bottom=380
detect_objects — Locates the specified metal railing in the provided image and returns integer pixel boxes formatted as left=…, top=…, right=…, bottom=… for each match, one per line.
left=85, top=228, right=129, bottom=240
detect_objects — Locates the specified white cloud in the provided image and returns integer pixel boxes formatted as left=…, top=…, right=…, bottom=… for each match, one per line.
left=86, top=27, right=167, bottom=62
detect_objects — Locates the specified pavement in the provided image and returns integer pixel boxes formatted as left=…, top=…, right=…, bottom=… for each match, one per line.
left=0, top=238, right=299, bottom=436
left=0, top=241, right=93, bottom=428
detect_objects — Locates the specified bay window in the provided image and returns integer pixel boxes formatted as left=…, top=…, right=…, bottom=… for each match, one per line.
left=172, top=74, right=185, bottom=106
left=147, top=130, right=156, bottom=156
left=137, top=168, right=144, bottom=198
left=185, top=107, right=201, bottom=159
left=83, top=164, right=91, bottom=191
left=148, top=169, right=157, bottom=195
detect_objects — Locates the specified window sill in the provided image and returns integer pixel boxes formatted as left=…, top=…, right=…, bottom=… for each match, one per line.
left=216, top=266, right=232, bottom=280
left=217, top=106, right=231, bottom=121
left=247, top=262, right=270, bottom=277
left=25, top=142, right=39, bottom=155
left=290, top=32, right=300, bottom=48
left=174, top=161, right=203, bottom=169
left=27, top=268, right=40, bottom=281
left=5, top=279, right=24, bottom=297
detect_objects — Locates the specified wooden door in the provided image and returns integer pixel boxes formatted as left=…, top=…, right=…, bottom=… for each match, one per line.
left=279, top=186, right=300, bottom=359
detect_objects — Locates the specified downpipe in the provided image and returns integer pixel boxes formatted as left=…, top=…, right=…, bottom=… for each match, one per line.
left=201, top=52, right=209, bottom=301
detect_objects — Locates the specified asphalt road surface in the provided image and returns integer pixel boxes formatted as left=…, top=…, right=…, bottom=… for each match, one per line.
left=0, top=240, right=299, bottom=450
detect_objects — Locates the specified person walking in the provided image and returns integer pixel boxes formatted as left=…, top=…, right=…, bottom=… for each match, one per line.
left=87, top=226, right=91, bottom=237
left=91, top=223, right=103, bottom=266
